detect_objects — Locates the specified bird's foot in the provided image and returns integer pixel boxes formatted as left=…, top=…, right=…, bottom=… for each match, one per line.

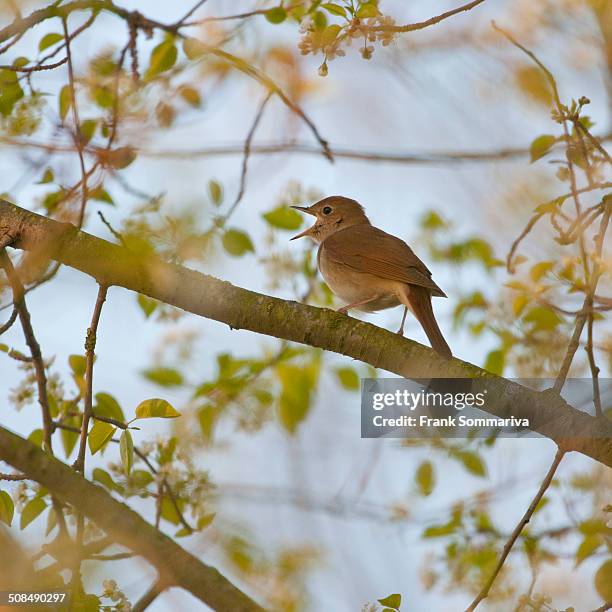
left=337, top=306, right=349, bottom=315
left=396, top=326, right=404, bottom=336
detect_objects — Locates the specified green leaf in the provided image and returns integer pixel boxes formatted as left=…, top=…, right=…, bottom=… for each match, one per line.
left=530, top=134, right=556, bottom=163
left=142, top=367, right=184, bottom=387
left=452, top=449, right=487, bottom=477
left=89, top=186, right=114, bottom=205
left=88, top=421, right=116, bottom=455
left=222, top=229, right=254, bottom=257
left=69, top=354, right=86, bottom=377
left=277, top=361, right=319, bottom=434
left=138, top=294, right=159, bottom=318
left=145, top=39, right=178, bottom=80
left=39, top=33, right=63, bottom=52
left=265, top=7, right=287, bottom=23
left=183, top=37, right=207, bottom=60
left=357, top=2, right=380, bottom=18
left=93, top=467, right=123, bottom=493
left=322, top=3, right=347, bottom=17
left=523, top=306, right=563, bottom=332
left=135, top=398, right=181, bottom=419
left=0, top=491, right=14, bottom=526
left=423, top=521, right=458, bottom=538
left=529, top=261, right=554, bottom=282
left=262, top=206, right=303, bottom=230
left=80, top=119, right=97, bottom=144
left=415, top=460, right=435, bottom=496
left=20, top=497, right=46, bottom=530
left=208, top=180, right=223, bottom=205
left=575, top=535, right=602, bottom=565
left=37, top=168, right=54, bottom=184
left=484, top=349, right=505, bottom=375
left=197, top=512, right=216, bottom=530
left=28, top=429, right=44, bottom=448
left=0, top=70, right=24, bottom=116
left=321, top=24, right=342, bottom=46
left=160, top=496, right=181, bottom=525
left=595, top=559, right=612, bottom=602
left=59, top=84, right=72, bottom=121
left=120, top=430, right=134, bottom=475
left=377, top=594, right=401, bottom=609
left=334, top=366, right=360, bottom=390
left=95, top=392, right=125, bottom=421
left=130, top=470, right=154, bottom=488
left=60, top=415, right=80, bottom=458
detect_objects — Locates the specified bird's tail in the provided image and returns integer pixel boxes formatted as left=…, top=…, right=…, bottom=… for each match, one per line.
left=399, top=284, right=452, bottom=359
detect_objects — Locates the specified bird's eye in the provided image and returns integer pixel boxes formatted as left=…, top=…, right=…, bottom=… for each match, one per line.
left=323, top=206, right=332, bottom=215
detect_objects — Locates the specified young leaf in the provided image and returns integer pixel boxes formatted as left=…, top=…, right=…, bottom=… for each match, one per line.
left=322, top=3, right=347, bottom=17
left=415, top=460, right=435, bottom=496
left=334, top=366, right=360, bottom=390
left=208, top=180, right=223, bottom=205
left=92, top=467, right=123, bottom=493
left=377, top=594, right=401, bottom=610
left=357, top=2, right=380, bottom=18
left=137, top=294, right=159, bottom=319
left=183, top=37, right=207, bottom=60
left=595, top=559, right=612, bottom=602
left=452, top=450, right=487, bottom=477
left=37, top=168, right=54, bottom=184
left=69, top=354, right=87, bottom=377
left=20, top=497, right=47, bottom=530
left=59, top=85, right=72, bottom=121
left=95, top=392, right=125, bottom=421
left=265, top=7, right=287, bottom=23
left=89, top=187, right=114, bottom=205
left=120, top=430, right=134, bottom=475
left=135, top=398, right=181, bottom=419
left=197, top=512, right=216, bottom=530
left=0, top=491, right=14, bottom=526
left=222, top=229, right=254, bottom=257
left=262, top=206, right=303, bottom=230
left=88, top=421, right=116, bottom=455
left=529, top=134, right=556, bottom=163
left=484, top=349, right=505, bottom=376
left=178, top=85, right=201, bottom=107
left=39, top=33, right=63, bottom=52
left=142, top=367, right=184, bottom=387
left=145, top=39, right=178, bottom=80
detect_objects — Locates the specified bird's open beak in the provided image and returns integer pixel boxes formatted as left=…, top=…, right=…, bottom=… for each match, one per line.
left=290, top=205, right=316, bottom=215
left=290, top=205, right=317, bottom=240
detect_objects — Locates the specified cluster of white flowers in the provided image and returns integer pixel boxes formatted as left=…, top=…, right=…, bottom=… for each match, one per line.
left=297, top=13, right=397, bottom=76
left=102, top=580, right=132, bottom=611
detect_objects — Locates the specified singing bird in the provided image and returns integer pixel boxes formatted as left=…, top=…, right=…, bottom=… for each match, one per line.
left=291, top=196, right=452, bottom=358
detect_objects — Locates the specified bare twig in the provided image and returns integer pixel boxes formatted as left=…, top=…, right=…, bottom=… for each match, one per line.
left=0, top=472, right=28, bottom=481
left=466, top=448, right=565, bottom=611
left=225, top=92, right=273, bottom=221
left=0, top=306, right=18, bottom=335
left=375, top=0, right=487, bottom=33
left=62, top=17, right=89, bottom=228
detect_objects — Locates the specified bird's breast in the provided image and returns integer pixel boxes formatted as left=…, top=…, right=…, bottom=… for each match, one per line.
left=318, top=246, right=401, bottom=312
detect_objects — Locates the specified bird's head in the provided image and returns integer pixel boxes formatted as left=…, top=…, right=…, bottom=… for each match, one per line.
left=290, top=196, right=370, bottom=243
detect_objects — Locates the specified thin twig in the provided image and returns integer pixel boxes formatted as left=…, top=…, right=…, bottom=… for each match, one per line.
left=0, top=472, right=28, bottom=481
left=466, top=448, right=565, bottom=611
left=62, top=17, right=89, bottom=228
left=375, top=0, right=487, bottom=33
left=97, top=211, right=126, bottom=246
left=224, top=92, right=273, bottom=221
left=0, top=306, right=18, bottom=335
left=0, top=57, right=68, bottom=72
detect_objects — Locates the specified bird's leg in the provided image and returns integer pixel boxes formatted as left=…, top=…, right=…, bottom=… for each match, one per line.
left=397, top=306, right=408, bottom=336
left=337, top=295, right=379, bottom=314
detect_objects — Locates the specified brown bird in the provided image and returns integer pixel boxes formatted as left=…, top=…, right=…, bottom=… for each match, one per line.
left=291, top=196, right=452, bottom=358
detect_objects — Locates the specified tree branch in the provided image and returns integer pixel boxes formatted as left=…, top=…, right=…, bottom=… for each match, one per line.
left=1, top=199, right=611, bottom=466
left=0, top=425, right=264, bottom=612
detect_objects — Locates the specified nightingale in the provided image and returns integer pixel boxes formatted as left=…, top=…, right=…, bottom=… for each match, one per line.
left=290, top=195, right=452, bottom=358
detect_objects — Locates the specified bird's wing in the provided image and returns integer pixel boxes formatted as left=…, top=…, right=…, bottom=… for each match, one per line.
left=321, top=225, right=447, bottom=297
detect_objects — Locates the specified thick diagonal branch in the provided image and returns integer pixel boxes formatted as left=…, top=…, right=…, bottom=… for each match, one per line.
left=1, top=199, right=611, bottom=467
left=0, top=425, right=263, bottom=612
